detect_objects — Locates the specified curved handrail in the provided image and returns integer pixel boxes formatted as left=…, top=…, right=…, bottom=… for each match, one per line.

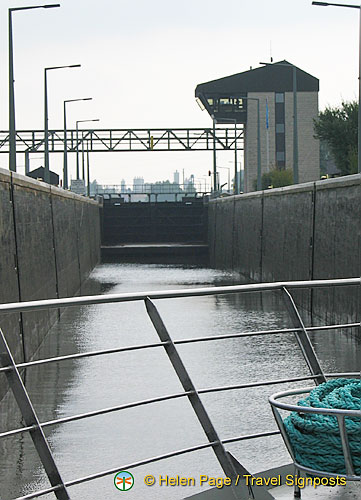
left=269, top=384, right=361, bottom=418
left=269, top=376, right=361, bottom=481
left=0, top=277, right=359, bottom=314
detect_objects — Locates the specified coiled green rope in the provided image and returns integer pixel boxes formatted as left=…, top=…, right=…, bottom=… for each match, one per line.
left=284, top=378, right=361, bottom=475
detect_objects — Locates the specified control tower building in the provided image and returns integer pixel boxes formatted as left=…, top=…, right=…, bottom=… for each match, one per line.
left=195, top=61, right=319, bottom=192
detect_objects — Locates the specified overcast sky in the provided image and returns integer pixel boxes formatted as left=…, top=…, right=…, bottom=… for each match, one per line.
left=0, top=0, right=359, bottom=186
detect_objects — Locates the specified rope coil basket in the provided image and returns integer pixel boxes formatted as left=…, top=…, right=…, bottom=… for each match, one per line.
left=282, top=379, right=361, bottom=476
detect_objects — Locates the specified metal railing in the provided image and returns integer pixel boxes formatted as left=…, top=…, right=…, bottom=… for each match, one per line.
left=98, top=183, right=211, bottom=201
left=270, top=386, right=361, bottom=482
left=0, top=278, right=360, bottom=500
left=97, top=183, right=209, bottom=194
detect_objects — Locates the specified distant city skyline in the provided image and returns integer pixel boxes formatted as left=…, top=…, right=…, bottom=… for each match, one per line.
left=99, top=171, right=205, bottom=190
left=0, top=0, right=359, bottom=186
left=92, top=170, right=208, bottom=202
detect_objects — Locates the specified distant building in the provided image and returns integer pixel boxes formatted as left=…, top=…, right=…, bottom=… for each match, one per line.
left=195, top=61, right=320, bottom=192
left=133, top=176, right=144, bottom=193
left=174, top=170, right=180, bottom=185
left=184, top=175, right=196, bottom=193
left=27, top=166, right=59, bottom=186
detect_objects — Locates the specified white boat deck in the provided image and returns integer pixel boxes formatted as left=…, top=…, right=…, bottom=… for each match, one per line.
left=272, top=481, right=360, bottom=500
left=185, top=462, right=360, bottom=500
left=185, top=480, right=360, bottom=500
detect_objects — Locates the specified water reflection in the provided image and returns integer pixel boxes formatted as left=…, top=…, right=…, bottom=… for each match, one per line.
left=0, top=264, right=359, bottom=500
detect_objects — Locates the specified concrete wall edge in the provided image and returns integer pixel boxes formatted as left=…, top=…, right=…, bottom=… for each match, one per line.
left=0, top=166, right=100, bottom=205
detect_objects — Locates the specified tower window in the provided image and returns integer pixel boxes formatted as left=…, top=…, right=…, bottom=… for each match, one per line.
left=275, top=92, right=285, bottom=168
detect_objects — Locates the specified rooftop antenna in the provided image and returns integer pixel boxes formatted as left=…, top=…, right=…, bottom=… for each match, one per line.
left=270, top=41, right=273, bottom=62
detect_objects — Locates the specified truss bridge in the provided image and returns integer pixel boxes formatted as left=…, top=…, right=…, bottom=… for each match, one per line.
left=0, top=127, right=244, bottom=153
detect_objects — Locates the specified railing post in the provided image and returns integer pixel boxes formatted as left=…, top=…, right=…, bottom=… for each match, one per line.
left=281, top=287, right=326, bottom=385
left=144, top=298, right=255, bottom=500
left=0, top=328, right=70, bottom=500
left=337, top=414, right=356, bottom=476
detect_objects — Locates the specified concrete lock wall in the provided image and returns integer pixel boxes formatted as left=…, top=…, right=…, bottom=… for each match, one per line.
left=0, top=167, right=101, bottom=400
left=208, top=174, right=361, bottom=325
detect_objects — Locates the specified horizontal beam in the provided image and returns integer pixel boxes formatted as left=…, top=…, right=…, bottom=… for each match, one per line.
left=0, top=323, right=357, bottom=375
left=0, top=277, right=359, bottom=314
left=0, top=127, right=244, bottom=153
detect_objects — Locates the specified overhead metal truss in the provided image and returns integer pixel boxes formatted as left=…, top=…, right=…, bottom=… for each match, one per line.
left=0, top=127, right=244, bottom=154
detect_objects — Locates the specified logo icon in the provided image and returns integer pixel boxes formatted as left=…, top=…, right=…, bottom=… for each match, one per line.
left=114, top=470, right=134, bottom=491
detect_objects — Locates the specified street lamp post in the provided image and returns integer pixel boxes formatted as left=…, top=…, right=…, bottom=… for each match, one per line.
left=82, top=134, right=85, bottom=180
left=234, top=121, right=238, bottom=193
left=8, top=4, right=60, bottom=173
left=200, top=97, right=260, bottom=193
left=76, top=122, right=80, bottom=179
left=215, top=117, right=239, bottom=194
left=63, top=97, right=92, bottom=189
left=218, top=166, right=231, bottom=192
left=228, top=160, right=243, bottom=192
left=210, top=116, right=240, bottom=194
left=211, top=115, right=217, bottom=192
left=21, top=154, right=43, bottom=175
left=44, top=64, right=81, bottom=184
left=260, top=61, right=298, bottom=183
left=214, top=97, right=260, bottom=192
left=312, top=1, right=361, bottom=174
left=201, top=174, right=209, bottom=193
left=256, top=98, right=261, bottom=190
left=233, top=97, right=261, bottom=192
left=86, top=140, right=91, bottom=197
left=75, top=119, right=99, bottom=186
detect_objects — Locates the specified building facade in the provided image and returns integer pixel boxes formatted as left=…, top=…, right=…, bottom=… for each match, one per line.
left=195, top=61, right=320, bottom=192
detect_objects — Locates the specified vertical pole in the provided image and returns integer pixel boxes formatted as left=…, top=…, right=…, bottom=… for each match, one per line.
left=266, top=98, right=270, bottom=172
left=87, top=141, right=90, bottom=197
left=256, top=99, right=262, bottom=191
left=337, top=415, right=356, bottom=476
left=44, top=69, right=50, bottom=183
left=0, top=329, right=70, bottom=500
left=239, top=161, right=243, bottom=193
left=282, top=287, right=326, bottom=385
left=293, top=65, right=299, bottom=183
left=358, top=4, right=361, bottom=173
left=8, top=10, right=16, bottom=172
left=76, top=122, right=79, bottom=179
left=25, top=151, right=29, bottom=174
left=212, top=116, right=217, bottom=192
left=234, top=122, right=238, bottom=194
left=63, top=101, right=68, bottom=189
left=81, top=133, right=85, bottom=180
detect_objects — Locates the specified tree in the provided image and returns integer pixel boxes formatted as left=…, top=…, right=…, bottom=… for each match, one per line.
left=254, top=167, right=293, bottom=190
left=313, top=100, right=358, bottom=176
